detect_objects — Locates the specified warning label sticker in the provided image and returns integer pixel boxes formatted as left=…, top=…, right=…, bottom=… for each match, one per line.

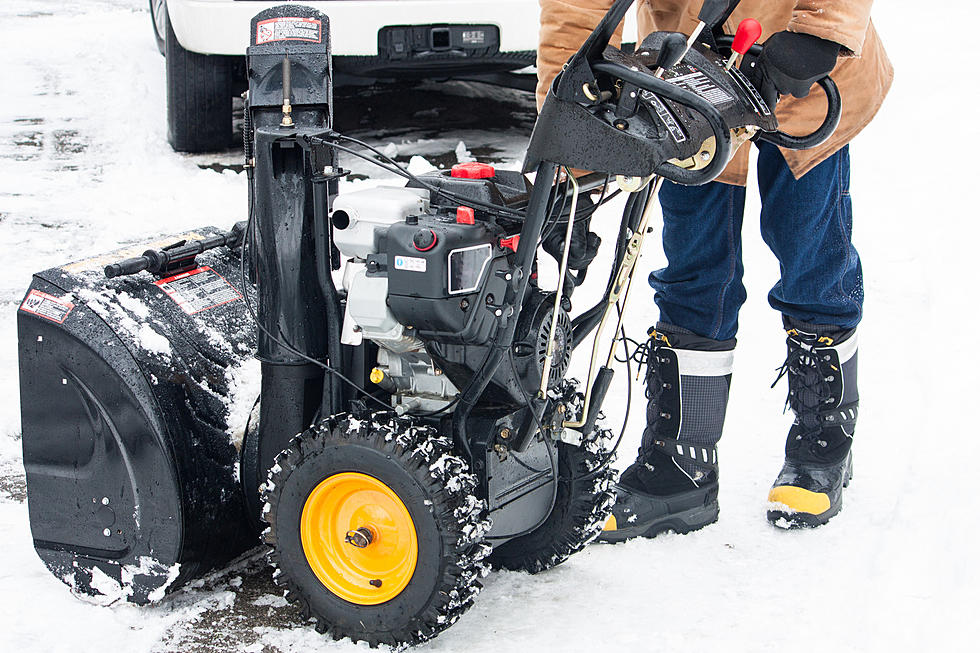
left=20, top=289, right=75, bottom=324
left=666, top=66, right=733, bottom=106
left=155, top=267, right=242, bottom=315
left=256, top=17, right=322, bottom=45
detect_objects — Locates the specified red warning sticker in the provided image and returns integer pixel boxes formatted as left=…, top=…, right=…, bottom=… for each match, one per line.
left=20, top=289, right=75, bottom=324
left=155, top=266, right=242, bottom=315
left=256, top=17, right=322, bottom=45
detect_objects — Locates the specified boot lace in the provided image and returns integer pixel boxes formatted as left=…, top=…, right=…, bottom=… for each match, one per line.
left=772, top=333, right=833, bottom=447
left=620, top=329, right=671, bottom=401
left=618, top=329, right=672, bottom=463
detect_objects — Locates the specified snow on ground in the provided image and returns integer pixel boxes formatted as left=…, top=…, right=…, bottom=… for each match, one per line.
left=1, top=1, right=978, bottom=652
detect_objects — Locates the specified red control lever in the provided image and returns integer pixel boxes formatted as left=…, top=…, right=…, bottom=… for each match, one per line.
left=726, top=18, right=762, bottom=70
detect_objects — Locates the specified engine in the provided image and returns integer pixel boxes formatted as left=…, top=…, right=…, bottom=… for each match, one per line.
left=332, top=164, right=574, bottom=415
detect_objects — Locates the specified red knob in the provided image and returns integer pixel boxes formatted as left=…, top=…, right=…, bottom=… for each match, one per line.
left=456, top=206, right=475, bottom=225
left=732, top=18, right=762, bottom=55
left=451, top=162, right=496, bottom=179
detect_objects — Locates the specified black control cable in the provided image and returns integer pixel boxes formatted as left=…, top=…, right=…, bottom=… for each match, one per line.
left=240, top=168, right=393, bottom=413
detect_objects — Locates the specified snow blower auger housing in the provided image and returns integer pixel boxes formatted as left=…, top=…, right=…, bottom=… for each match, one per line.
left=18, top=0, right=841, bottom=644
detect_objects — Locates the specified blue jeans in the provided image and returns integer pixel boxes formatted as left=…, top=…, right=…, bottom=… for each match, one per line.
left=650, top=142, right=862, bottom=341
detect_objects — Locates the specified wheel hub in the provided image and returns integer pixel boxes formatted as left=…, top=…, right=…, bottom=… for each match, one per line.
left=344, top=526, right=374, bottom=548
left=301, top=472, right=418, bottom=605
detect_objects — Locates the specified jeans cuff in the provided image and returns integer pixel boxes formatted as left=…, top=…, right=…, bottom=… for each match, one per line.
left=656, top=321, right=737, bottom=351
left=781, top=315, right=857, bottom=342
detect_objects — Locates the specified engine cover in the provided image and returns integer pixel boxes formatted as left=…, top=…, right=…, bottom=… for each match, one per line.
left=386, top=214, right=511, bottom=345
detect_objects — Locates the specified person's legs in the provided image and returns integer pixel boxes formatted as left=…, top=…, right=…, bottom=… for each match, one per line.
left=651, top=179, right=748, bottom=341
left=758, top=142, right=861, bottom=328
left=757, top=142, right=861, bottom=528
left=600, top=180, right=744, bottom=542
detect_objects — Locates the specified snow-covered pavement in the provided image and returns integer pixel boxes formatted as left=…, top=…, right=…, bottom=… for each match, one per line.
left=1, top=1, right=978, bottom=651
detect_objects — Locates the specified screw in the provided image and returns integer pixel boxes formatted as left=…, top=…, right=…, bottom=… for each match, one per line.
left=103, top=529, right=111, bottom=537
left=613, top=118, right=629, bottom=130
left=101, top=497, right=109, bottom=505
left=499, top=428, right=511, bottom=440
left=369, top=579, right=383, bottom=588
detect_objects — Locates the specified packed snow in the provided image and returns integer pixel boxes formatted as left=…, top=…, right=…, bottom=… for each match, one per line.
left=1, top=1, right=979, bottom=652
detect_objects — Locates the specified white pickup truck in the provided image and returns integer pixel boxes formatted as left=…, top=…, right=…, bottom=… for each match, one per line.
left=149, top=0, right=542, bottom=152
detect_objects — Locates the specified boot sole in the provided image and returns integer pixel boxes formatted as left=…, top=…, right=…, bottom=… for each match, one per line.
left=598, top=499, right=719, bottom=544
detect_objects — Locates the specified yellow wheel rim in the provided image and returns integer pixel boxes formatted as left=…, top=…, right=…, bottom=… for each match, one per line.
left=301, top=472, right=418, bottom=605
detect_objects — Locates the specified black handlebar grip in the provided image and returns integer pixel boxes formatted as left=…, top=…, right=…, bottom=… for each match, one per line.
left=582, top=366, right=615, bottom=435
left=104, top=256, right=150, bottom=279
left=758, top=77, right=842, bottom=150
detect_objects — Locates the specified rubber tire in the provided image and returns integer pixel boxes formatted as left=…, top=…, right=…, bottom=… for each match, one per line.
left=488, top=389, right=616, bottom=573
left=262, top=414, right=491, bottom=647
left=149, top=0, right=166, bottom=56
left=164, top=11, right=234, bottom=152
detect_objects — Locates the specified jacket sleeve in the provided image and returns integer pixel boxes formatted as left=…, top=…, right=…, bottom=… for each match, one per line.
left=537, top=0, right=620, bottom=109
left=787, top=0, right=874, bottom=56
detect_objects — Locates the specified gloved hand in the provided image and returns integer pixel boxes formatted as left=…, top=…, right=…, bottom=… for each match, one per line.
left=745, top=31, right=840, bottom=108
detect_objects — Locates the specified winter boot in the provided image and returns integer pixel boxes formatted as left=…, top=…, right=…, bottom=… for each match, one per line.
left=767, top=319, right=858, bottom=529
left=599, top=325, right=734, bottom=543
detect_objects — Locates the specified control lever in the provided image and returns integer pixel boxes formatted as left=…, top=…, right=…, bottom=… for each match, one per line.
left=653, top=32, right=689, bottom=78
left=725, top=18, right=762, bottom=70
left=687, top=0, right=741, bottom=49
left=104, top=222, right=248, bottom=279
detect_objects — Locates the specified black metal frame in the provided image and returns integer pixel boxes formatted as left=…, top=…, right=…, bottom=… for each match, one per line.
left=244, top=0, right=844, bottom=472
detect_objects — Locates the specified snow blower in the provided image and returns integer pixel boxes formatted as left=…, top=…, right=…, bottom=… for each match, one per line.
left=17, top=0, right=840, bottom=644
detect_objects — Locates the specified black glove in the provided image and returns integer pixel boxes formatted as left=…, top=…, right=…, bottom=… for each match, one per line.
left=745, top=31, right=840, bottom=107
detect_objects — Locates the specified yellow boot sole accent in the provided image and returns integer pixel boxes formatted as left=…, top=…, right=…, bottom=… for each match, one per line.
left=602, top=514, right=617, bottom=531
left=768, top=486, right=831, bottom=515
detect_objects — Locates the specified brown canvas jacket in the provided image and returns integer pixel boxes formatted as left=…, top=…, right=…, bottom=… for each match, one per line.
left=536, top=0, right=894, bottom=185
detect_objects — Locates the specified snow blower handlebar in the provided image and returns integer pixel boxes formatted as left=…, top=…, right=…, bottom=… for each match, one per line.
left=524, top=0, right=842, bottom=184
left=103, top=221, right=247, bottom=279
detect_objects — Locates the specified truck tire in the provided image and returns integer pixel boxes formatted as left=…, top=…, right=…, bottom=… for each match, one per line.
left=165, top=12, right=234, bottom=152
left=149, top=0, right=166, bottom=56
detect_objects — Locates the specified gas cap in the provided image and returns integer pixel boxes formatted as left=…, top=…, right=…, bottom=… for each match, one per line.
left=413, top=229, right=437, bottom=252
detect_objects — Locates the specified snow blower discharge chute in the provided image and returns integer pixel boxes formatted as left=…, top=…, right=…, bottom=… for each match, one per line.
left=17, top=0, right=841, bottom=644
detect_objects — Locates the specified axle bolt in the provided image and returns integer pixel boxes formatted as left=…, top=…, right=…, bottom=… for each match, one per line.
left=345, top=527, right=374, bottom=548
